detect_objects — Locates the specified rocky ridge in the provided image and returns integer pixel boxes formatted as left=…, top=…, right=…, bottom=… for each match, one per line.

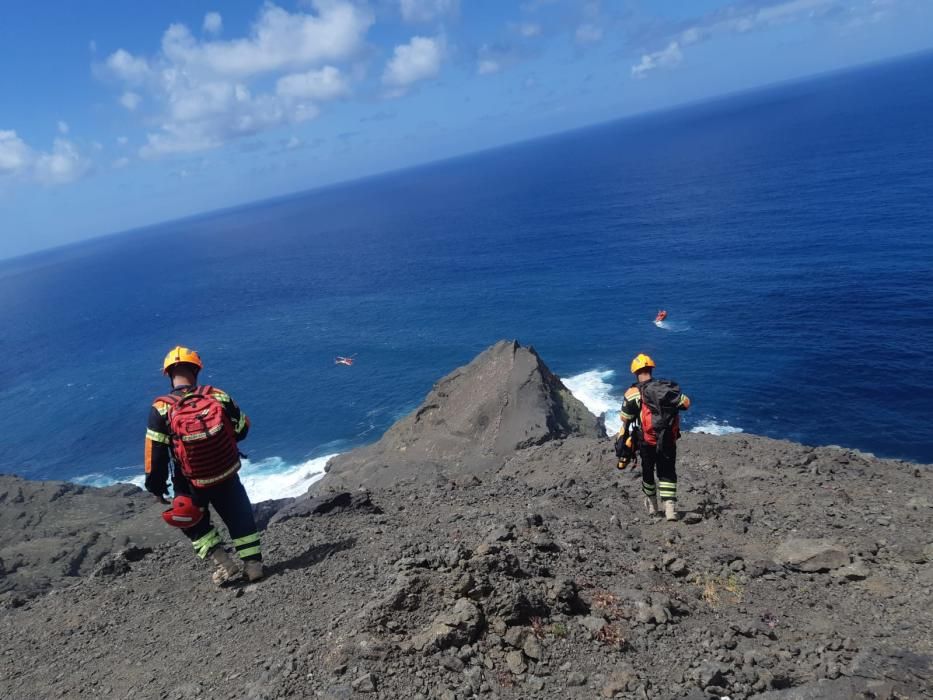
left=320, top=340, right=604, bottom=491
left=1, top=341, right=931, bottom=700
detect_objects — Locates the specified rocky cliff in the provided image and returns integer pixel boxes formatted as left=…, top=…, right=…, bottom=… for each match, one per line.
left=1, top=342, right=931, bottom=700
left=319, top=340, right=605, bottom=491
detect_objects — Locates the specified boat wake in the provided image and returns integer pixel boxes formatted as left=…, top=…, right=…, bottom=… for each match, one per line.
left=654, top=319, right=692, bottom=332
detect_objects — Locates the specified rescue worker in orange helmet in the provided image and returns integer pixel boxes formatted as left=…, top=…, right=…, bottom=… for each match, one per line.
left=144, top=346, right=264, bottom=584
left=619, top=354, right=691, bottom=521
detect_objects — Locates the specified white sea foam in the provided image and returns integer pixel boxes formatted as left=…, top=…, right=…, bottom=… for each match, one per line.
left=71, top=472, right=146, bottom=489
left=654, top=319, right=691, bottom=332
left=562, top=369, right=623, bottom=435
left=71, top=453, right=336, bottom=502
left=237, top=454, right=333, bottom=502
left=689, top=420, right=743, bottom=436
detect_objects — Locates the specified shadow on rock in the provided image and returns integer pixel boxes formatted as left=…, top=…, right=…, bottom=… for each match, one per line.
left=267, top=537, right=357, bottom=576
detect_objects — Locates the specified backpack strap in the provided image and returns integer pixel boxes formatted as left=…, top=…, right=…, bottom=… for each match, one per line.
left=171, top=385, right=212, bottom=407
left=156, top=393, right=182, bottom=405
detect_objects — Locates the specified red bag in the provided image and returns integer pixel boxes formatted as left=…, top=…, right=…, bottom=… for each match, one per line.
left=159, top=386, right=241, bottom=488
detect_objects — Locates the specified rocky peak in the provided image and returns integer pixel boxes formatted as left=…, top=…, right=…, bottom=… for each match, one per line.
left=319, top=340, right=605, bottom=490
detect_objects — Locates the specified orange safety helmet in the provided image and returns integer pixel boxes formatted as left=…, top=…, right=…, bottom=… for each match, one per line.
left=630, top=353, right=656, bottom=374
left=162, top=346, right=203, bottom=375
left=161, top=495, right=204, bottom=528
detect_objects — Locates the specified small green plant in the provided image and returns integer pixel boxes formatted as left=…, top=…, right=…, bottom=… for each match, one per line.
left=698, top=573, right=743, bottom=607
left=724, top=574, right=744, bottom=601
left=549, top=622, right=568, bottom=638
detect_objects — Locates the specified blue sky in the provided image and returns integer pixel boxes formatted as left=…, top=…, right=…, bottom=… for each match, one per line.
left=1, top=0, right=931, bottom=259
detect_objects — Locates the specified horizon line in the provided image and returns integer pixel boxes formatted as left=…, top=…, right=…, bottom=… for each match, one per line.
left=3, top=46, right=931, bottom=266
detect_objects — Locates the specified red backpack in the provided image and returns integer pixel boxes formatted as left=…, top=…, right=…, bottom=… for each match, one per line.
left=638, top=379, right=683, bottom=450
left=158, top=386, right=241, bottom=488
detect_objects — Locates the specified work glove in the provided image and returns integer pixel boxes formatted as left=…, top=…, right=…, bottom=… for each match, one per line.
left=145, top=477, right=170, bottom=505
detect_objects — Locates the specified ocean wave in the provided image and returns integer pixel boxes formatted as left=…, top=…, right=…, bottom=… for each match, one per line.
left=237, top=454, right=334, bottom=502
left=71, top=472, right=146, bottom=489
left=689, top=420, right=743, bottom=436
left=70, top=453, right=336, bottom=502
left=562, top=369, right=623, bottom=435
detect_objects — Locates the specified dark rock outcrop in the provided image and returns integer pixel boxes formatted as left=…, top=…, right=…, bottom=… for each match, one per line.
left=319, top=340, right=604, bottom=490
left=269, top=490, right=383, bottom=525
left=0, top=476, right=176, bottom=606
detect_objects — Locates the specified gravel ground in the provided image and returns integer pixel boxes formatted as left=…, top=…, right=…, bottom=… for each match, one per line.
left=1, top=342, right=930, bottom=699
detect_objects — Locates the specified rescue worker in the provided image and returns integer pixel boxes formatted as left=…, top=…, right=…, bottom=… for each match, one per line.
left=618, top=354, right=691, bottom=521
left=145, top=346, right=264, bottom=583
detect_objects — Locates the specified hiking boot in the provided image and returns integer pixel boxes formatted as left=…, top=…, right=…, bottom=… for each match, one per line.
left=664, top=500, right=677, bottom=522
left=209, top=547, right=240, bottom=585
left=644, top=495, right=659, bottom=515
left=243, top=559, right=265, bottom=582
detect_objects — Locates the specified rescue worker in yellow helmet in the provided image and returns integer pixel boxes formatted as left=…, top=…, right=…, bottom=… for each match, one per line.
left=145, top=346, right=264, bottom=584
left=618, top=354, right=691, bottom=521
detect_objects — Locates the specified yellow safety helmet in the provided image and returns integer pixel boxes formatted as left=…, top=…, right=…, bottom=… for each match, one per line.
left=162, top=346, right=203, bottom=375
left=630, top=353, right=656, bottom=374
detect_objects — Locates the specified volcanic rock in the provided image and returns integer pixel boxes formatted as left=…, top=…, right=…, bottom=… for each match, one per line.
left=0, top=476, right=176, bottom=605
left=775, top=538, right=850, bottom=572
left=1, top=344, right=932, bottom=700
left=318, top=340, right=604, bottom=490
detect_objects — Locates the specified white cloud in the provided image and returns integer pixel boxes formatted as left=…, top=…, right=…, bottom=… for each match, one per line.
left=382, top=36, right=444, bottom=93
left=120, top=91, right=142, bottom=111
left=477, top=59, right=500, bottom=76
left=57, top=120, right=70, bottom=135
left=682, top=0, right=834, bottom=42
left=112, top=157, right=131, bottom=169
left=575, top=23, right=603, bottom=44
left=105, top=49, right=151, bottom=84
left=0, top=131, right=89, bottom=185
left=475, top=41, right=524, bottom=77
left=34, top=139, right=90, bottom=185
left=631, top=41, right=683, bottom=79
left=0, top=130, right=32, bottom=173
left=159, top=2, right=371, bottom=79
left=632, top=0, right=840, bottom=77
left=575, top=1, right=604, bottom=44
left=518, top=22, right=542, bottom=38
left=286, top=136, right=303, bottom=149
left=399, top=0, right=458, bottom=23
left=276, top=66, right=348, bottom=101
left=117, top=136, right=129, bottom=146
left=203, top=12, right=223, bottom=35
left=98, top=2, right=373, bottom=158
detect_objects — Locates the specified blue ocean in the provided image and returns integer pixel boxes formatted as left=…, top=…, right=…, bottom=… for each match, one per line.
left=2, top=54, right=932, bottom=500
